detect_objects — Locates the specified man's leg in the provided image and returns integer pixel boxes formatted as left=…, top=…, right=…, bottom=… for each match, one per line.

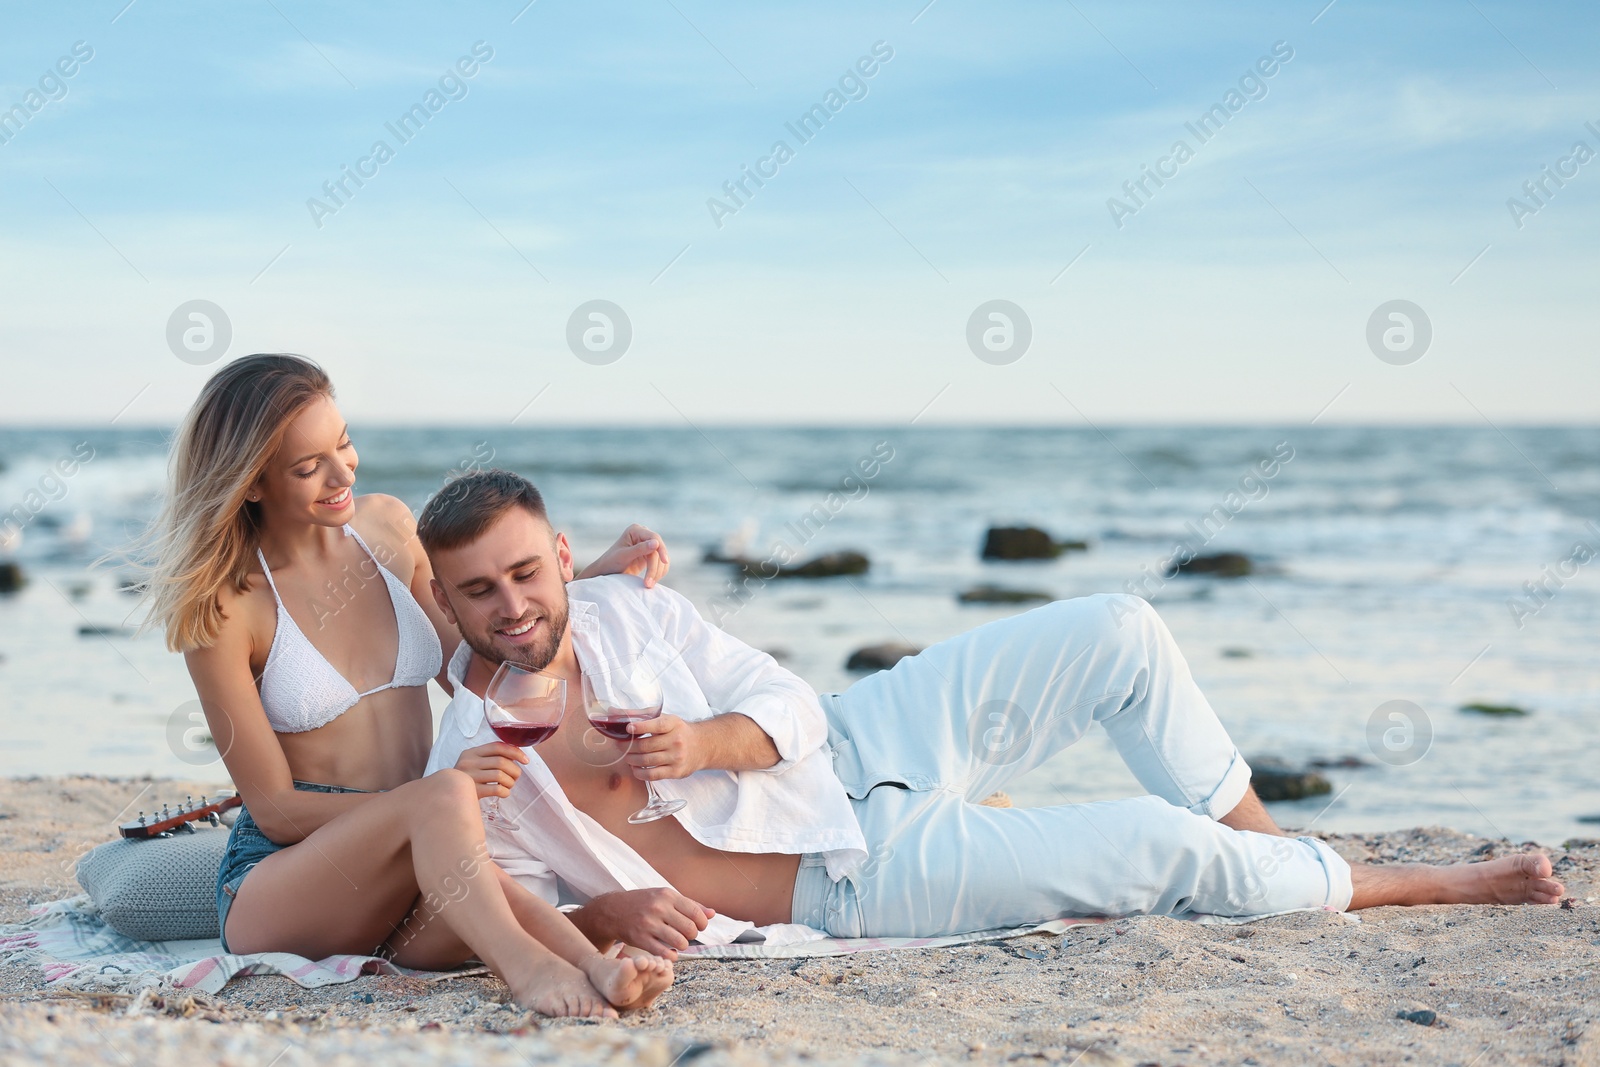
left=795, top=789, right=1564, bottom=939
left=1217, top=785, right=1283, bottom=835
left=1349, top=854, right=1563, bottom=909
left=802, top=789, right=1350, bottom=939
left=827, top=594, right=1259, bottom=823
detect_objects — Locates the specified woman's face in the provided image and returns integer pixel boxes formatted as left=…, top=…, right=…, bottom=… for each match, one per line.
left=252, top=394, right=358, bottom=527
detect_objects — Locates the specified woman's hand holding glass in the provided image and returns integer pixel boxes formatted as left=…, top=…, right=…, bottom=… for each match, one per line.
left=479, top=662, right=567, bottom=830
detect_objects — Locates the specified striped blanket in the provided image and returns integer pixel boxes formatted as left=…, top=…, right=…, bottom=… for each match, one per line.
left=2, top=894, right=1332, bottom=994
left=0, top=896, right=486, bottom=994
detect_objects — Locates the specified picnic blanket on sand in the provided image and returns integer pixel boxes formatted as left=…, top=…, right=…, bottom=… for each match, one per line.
left=0, top=896, right=490, bottom=994
left=1, top=894, right=1345, bottom=994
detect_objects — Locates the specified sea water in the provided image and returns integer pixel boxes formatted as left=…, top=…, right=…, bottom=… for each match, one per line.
left=0, top=425, right=1594, bottom=845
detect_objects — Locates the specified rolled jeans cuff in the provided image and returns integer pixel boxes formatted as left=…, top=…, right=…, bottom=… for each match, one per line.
left=1188, top=749, right=1251, bottom=820
left=1303, top=835, right=1355, bottom=912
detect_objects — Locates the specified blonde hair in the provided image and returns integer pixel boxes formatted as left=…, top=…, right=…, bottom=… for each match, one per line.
left=137, top=354, right=334, bottom=651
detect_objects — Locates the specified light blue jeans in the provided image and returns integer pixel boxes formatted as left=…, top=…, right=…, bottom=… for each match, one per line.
left=791, top=594, right=1352, bottom=937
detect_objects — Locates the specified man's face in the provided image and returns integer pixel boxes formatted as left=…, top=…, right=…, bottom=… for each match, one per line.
left=428, top=506, right=575, bottom=671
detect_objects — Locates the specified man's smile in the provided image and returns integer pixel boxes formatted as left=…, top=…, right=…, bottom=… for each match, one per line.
left=496, top=616, right=542, bottom=643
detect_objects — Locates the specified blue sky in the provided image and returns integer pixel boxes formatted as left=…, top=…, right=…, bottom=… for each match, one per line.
left=1, top=0, right=1596, bottom=425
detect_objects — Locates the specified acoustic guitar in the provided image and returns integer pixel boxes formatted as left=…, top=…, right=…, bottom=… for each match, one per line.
left=118, top=793, right=241, bottom=839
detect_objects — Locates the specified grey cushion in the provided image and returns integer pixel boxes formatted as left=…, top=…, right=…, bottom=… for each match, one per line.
left=75, top=827, right=229, bottom=942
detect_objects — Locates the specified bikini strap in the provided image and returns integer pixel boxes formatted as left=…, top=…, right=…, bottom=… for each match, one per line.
left=343, top=523, right=380, bottom=564
left=255, top=547, right=285, bottom=602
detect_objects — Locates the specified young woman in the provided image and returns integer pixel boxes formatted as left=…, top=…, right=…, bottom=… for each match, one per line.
left=141, top=353, right=674, bottom=1017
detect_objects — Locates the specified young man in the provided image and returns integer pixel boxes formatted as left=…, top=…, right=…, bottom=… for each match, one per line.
left=421, top=470, right=1565, bottom=958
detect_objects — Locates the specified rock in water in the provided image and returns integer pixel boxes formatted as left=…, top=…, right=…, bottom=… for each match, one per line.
left=1249, top=758, right=1332, bottom=801
left=729, top=550, right=870, bottom=579
left=78, top=624, right=136, bottom=638
left=1460, top=702, right=1530, bottom=717
left=958, top=585, right=1053, bottom=605
left=846, top=643, right=920, bottom=671
left=1176, top=552, right=1254, bottom=577
left=982, top=526, right=1065, bottom=560
left=781, top=551, right=869, bottom=578
left=0, top=562, right=23, bottom=594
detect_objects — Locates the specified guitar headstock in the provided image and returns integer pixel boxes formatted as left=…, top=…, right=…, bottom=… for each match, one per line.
left=119, top=792, right=241, bottom=840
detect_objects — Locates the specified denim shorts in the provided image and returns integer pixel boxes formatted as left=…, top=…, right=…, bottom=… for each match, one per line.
left=215, top=780, right=371, bottom=953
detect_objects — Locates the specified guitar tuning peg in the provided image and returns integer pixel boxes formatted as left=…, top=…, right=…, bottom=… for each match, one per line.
left=137, top=812, right=146, bottom=824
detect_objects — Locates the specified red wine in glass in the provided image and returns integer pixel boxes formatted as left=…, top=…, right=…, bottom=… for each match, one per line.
left=582, top=658, right=686, bottom=825
left=490, top=722, right=560, bottom=747
left=482, top=662, right=567, bottom=830
left=590, top=706, right=662, bottom=742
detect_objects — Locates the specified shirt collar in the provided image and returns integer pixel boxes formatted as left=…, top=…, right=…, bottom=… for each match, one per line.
left=568, top=593, right=599, bottom=634
left=446, top=638, right=474, bottom=690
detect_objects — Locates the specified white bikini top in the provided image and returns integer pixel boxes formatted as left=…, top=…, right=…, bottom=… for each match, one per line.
left=255, top=524, right=443, bottom=733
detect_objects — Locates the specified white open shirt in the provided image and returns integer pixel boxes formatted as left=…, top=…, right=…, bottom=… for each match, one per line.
left=424, top=574, right=867, bottom=945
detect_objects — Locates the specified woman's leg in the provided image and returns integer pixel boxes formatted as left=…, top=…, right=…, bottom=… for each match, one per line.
left=382, top=863, right=673, bottom=1011
left=223, top=769, right=657, bottom=1016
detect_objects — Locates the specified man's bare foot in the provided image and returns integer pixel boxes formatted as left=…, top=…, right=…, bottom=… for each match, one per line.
left=579, top=951, right=673, bottom=1011
left=1442, top=853, right=1565, bottom=906
left=505, top=959, right=618, bottom=1019
left=1350, top=852, right=1565, bottom=909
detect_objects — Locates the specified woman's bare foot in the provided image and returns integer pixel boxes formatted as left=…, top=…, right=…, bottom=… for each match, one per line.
left=579, top=950, right=673, bottom=1012
left=614, top=946, right=674, bottom=1010
left=1350, top=852, right=1565, bottom=909
left=505, top=959, right=618, bottom=1019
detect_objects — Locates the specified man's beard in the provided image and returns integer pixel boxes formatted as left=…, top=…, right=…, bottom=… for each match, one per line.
left=462, top=591, right=571, bottom=672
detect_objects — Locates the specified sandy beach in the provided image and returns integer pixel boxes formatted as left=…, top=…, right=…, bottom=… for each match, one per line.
left=1, top=776, right=1596, bottom=1067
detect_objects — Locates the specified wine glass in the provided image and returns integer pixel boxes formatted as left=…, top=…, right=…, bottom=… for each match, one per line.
left=582, top=655, right=686, bottom=824
left=482, top=662, right=567, bottom=830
